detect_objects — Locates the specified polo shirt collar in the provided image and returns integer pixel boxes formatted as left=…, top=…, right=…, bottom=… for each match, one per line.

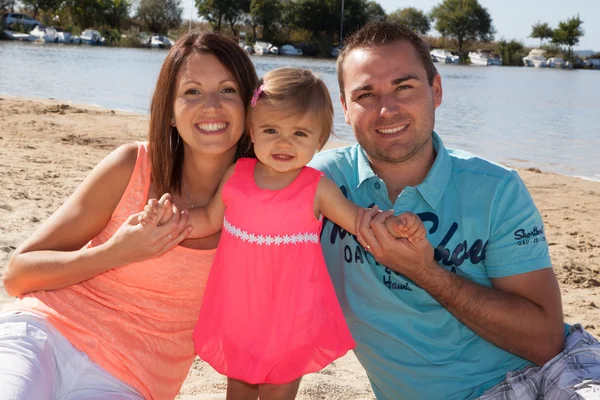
left=355, top=132, right=452, bottom=210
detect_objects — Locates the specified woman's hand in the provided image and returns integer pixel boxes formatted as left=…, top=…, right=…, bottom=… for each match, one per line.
left=109, top=193, right=192, bottom=265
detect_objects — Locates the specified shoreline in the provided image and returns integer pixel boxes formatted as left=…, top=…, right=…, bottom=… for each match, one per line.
left=1, top=96, right=599, bottom=399
left=3, top=94, right=599, bottom=183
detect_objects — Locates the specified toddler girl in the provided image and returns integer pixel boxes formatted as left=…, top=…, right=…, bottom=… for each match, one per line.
left=141, top=67, right=428, bottom=400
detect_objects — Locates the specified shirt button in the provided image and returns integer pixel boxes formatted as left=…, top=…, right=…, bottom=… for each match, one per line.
left=374, top=182, right=381, bottom=190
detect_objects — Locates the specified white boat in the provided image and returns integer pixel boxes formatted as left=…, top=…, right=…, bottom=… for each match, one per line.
left=279, top=44, right=302, bottom=56
left=150, top=35, right=171, bottom=49
left=80, top=29, right=102, bottom=45
left=331, top=45, right=342, bottom=58
left=430, top=49, right=459, bottom=64
left=523, top=49, right=547, bottom=68
left=238, top=41, right=253, bottom=54
left=547, top=57, right=567, bottom=69
left=57, top=31, right=72, bottom=44
left=468, top=50, right=502, bottom=66
left=268, top=45, right=278, bottom=55
left=585, top=59, right=600, bottom=69
left=3, top=30, right=30, bottom=41
left=253, top=41, right=271, bottom=55
left=28, top=26, right=58, bottom=43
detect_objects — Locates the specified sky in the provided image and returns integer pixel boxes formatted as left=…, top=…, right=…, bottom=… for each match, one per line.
left=182, top=0, right=599, bottom=51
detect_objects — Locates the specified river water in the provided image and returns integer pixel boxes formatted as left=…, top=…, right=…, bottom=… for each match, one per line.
left=2, top=41, right=599, bottom=180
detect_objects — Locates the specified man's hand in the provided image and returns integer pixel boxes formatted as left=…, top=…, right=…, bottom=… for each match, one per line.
left=356, top=207, right=435, bottom=280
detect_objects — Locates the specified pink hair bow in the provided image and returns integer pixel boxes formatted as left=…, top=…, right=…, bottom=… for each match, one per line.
left=250, top=84, right=265, bottom=108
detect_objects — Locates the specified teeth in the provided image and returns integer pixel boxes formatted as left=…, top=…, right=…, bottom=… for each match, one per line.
left=377, top=125, right=407, bottom=134
left=197, top=122, right=227, bottom=132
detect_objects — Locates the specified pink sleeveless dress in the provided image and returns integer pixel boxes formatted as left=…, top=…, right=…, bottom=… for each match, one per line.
left=193, top=158, right=355, bottom=384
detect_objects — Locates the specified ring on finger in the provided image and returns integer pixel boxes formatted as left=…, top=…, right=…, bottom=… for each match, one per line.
left=365, top=245, right=371, bottom=251
left=168, top=234, right=172, bottom=240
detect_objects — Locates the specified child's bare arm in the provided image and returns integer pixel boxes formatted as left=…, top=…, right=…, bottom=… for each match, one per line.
left=316, top=177, right=428, bottom=246
left=316, top=176, right=361, bottom=235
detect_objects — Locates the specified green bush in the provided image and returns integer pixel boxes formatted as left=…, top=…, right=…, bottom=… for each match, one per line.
left=101, top=27, right=121, bottom=45
left=497, top=39, right=525, bottom=66
left=118, top=28, right=147, bottom=48
left=540, top=43, right=563, bottom=58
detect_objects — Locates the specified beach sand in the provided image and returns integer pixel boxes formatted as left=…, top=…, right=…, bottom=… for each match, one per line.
left=1, top=97, right=598, bottom=399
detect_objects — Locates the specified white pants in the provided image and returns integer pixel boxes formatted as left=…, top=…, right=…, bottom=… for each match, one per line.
left=0, top=311, right=145, bottom=400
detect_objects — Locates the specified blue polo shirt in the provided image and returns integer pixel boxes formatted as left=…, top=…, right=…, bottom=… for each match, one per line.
left=308, top=133, right=552, bottom=400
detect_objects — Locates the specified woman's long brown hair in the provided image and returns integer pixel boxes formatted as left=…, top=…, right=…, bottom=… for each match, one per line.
left=148, top=30, right=257, bottom=196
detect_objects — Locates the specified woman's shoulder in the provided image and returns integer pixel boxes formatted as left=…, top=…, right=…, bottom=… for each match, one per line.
left=92, top=142, right=147, bottom=205
left=112, top=142, right=141, bottom=164
left=111, top=141, right=152, bottom=171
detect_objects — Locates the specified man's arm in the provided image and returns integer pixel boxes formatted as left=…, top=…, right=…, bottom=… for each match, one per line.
left=413, top=258, right=563, bottom=366
left=358, top=170, right=565, bottom=367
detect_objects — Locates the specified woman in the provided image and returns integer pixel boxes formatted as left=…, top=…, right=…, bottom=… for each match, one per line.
left=1, top=30, right=257, bottom=400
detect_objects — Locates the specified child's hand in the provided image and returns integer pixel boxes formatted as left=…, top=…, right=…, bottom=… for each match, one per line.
left=384, top=212, right=427, bottom=244
left=138, top=193, right=177, bottom=227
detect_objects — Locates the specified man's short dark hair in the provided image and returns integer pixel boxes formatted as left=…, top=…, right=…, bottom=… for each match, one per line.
left=337, top=21, right=438, bottom=100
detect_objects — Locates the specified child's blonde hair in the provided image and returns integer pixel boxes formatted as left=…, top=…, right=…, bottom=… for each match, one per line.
left=247, top=67, right=333, bottom=149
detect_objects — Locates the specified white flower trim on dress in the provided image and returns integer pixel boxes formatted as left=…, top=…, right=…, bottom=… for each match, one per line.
left=223, top=217, right=319, bottom=245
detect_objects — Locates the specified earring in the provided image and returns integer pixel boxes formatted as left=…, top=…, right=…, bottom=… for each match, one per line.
left=170, top=127, right=181, bottom=153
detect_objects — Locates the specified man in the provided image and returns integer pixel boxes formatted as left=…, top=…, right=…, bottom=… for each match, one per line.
left=309, top=21, right=600, bottom=400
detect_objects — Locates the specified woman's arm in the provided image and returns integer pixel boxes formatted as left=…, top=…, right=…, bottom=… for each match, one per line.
left=3, top=144, right=190, bottom=297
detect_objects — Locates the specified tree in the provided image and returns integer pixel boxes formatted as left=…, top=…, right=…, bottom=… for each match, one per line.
left=99, top=0, right=131, bottom=29
left=21, top=0, right=62, bottom=18
left=249, top=0, right=281, bottom=42
left=137, top=0, right=182, bottom=33
left=498, top=39, right=524, bottom=66
left=68, top=0, right=131, bottom=29
left=365, top=1, right=386, bottom=22
left=1, top=0, right=14, bottom=12
left=340, top=0, right=386, bottom=40
left=278, top=0, right=301, bottom=42
left=552, top=15, right=584, bottom=55
left=224, top=0, right=249, bottom=36
left=292, top=0, right=383, bottom=48
left=294, top=0, right=335, bottom=40
left=389, top=7, right=431, bottom=35
left=196, top=0, right=225, bottom=32
left=430, top=0, right=494, bottom=52
left=197, top=0, right=248, bottom=35
left=530, top=22, right=554, bottom=47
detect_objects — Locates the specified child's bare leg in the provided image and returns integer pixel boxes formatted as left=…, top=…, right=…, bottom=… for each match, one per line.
left=258, top=377, right=302, bottom=400
left=226, top=378, right=259, bottom=400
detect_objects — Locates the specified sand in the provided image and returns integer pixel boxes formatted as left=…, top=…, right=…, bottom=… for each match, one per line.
left=0, top=97, right=598, bottom=399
